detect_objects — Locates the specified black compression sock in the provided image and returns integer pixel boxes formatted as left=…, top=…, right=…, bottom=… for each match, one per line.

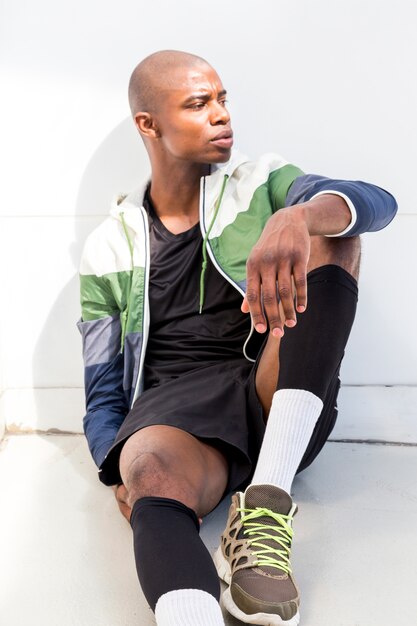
left=277, top=264, right=358, bottom=400
left=130, top=496, right=220, bottom=611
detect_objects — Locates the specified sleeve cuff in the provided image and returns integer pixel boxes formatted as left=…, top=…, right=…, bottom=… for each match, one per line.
left=309, top=190, right=357, bottom=237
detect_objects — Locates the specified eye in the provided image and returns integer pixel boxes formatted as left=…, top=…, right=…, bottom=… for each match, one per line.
left=189, top=102, right=205, bottom=110
left=219, top=98, right=229, bottom=107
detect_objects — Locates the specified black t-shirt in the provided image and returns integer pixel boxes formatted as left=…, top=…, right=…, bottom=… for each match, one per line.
left=143, top=190, right=261, bottom=389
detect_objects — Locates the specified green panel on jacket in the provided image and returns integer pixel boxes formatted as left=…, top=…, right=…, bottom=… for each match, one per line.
left=80, top=267, right=145, bottom=334
left=268, top=164, right=304, bottom=210
left=209, top=164, right=304, bottom=283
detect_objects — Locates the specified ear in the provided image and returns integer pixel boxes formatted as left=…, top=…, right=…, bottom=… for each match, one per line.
left=134, top=112, right=161, bottom=139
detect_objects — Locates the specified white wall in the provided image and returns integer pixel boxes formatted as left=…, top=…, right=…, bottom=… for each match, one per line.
left=1, top=0, right=416, bottom=434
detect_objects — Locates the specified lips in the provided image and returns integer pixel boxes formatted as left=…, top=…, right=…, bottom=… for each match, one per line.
left=211, top=129, right=233, bottom=141
left=211, top=129, right=233, bottom=148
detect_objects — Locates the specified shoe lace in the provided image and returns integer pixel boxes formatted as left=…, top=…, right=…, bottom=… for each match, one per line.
left=237, top=506, right=294, bottom=574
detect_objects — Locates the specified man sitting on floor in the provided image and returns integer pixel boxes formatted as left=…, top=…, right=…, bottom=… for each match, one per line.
left=78, top=50, right=397, bottom=626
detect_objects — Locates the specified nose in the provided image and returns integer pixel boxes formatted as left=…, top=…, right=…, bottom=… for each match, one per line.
left=210, top=100, right=230, bottom=125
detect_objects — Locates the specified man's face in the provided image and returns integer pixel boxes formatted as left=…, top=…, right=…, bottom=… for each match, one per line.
left=152, top=63, right=233, bottom=164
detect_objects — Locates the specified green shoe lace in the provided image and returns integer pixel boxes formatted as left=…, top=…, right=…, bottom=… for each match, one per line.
left=237, top=506, right=295, bottom=574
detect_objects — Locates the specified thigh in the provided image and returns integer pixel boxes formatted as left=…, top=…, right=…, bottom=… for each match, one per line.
left=119, top=424, right=229, bottom=518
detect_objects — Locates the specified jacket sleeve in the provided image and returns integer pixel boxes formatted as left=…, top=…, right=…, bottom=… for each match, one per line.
left=283, top=174, right=398, bottom=236
left=77, top=272, right=129, bottom=468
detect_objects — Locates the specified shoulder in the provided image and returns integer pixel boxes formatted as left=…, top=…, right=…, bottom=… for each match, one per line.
left=222, top=151, right=304, bottom=210
left=80, top=216, right=120, bottom=276
left=80, top=186, right=147, bottom=277
left=225, top=151, right=295, bottom=179
left=230, top=152, right=304, bottom=197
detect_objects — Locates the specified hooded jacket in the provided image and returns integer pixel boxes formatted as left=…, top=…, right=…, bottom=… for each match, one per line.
left=78, top=150, right=397, bottom=472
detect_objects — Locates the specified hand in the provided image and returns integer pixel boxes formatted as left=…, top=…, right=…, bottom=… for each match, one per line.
left=243, top=206, right=310, bottom=337
left=112, top=483, right=132, bottom=522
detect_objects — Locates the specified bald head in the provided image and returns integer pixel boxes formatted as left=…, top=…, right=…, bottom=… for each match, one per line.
left=128, top=50, right=211, bottom=116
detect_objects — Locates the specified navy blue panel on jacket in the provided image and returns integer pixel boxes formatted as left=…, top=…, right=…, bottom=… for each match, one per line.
left=83, top=353, right=129, bottom=467
left=286, top=174, right=398, bottom=235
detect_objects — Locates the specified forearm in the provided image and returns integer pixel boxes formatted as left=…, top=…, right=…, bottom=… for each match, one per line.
left=286, top=194, right=352, bottom=236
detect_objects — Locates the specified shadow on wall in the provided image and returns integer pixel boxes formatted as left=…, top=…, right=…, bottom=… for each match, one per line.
left=31, top=117, right=150, bottom=433
left=75, top=117, right=151, bottom=222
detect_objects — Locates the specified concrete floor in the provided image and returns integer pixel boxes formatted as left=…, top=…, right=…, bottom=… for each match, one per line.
left=1, top=433, right=416, bottom=626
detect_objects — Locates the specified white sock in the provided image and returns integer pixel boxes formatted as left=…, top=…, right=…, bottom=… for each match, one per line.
left=252, top=388, right=323, bottom=494
left=154, top=589, right=225, bottom=626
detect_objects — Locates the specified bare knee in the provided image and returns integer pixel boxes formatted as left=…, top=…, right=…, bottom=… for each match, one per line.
left=118, top=426, right=229, bottom=517
left=123, top=449, right=165, bottom=497
left=308, top=235, right=361, bottom=280
left=121, top=449, right=200, bottom=511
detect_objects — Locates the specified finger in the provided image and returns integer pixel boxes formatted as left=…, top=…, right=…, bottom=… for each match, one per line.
left=245, top=266, right=267, bottom=333
left=293, top=261, right=308, bottom=313
left=241, top=296, right=250, bottom=313
left=260, top=275, right=284, bottom=338
left=277, top=265, right=297, bottom=327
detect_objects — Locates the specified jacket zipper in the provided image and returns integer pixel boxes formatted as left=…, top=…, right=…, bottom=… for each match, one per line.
left=126, top=206, right=151, bottom=407
left=199, top=175, right=256, bottom=362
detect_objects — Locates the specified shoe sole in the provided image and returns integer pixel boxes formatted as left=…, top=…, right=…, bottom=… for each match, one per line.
left=213, top=547, right=300, bottom=626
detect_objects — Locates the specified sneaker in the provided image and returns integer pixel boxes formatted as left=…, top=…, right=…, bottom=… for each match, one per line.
left=214, top=484, right=300, bottom=626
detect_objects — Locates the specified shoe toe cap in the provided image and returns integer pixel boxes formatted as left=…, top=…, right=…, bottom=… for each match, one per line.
left=231, top=572, right=299, bottom=621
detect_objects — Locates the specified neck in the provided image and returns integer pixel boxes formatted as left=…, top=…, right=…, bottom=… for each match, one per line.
left=149, top=157, right=209, bottom=219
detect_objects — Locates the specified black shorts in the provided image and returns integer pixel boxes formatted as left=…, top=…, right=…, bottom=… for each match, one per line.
left=99, top=353, right=341, bottom=491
